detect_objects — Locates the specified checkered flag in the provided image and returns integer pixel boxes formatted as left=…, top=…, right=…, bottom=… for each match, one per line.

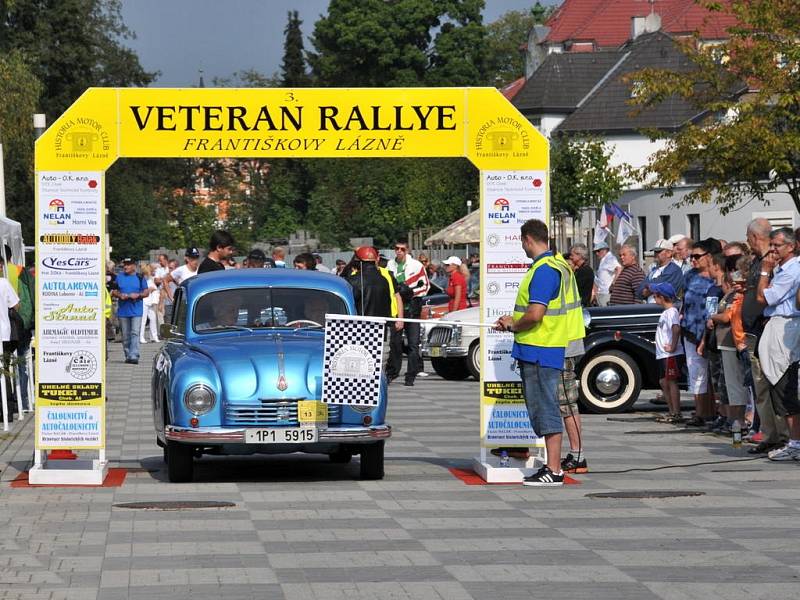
left=322, top=315, right=385, bottom=406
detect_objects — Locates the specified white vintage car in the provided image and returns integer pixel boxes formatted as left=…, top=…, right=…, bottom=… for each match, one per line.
left=421, top=307, right=480, bottom=380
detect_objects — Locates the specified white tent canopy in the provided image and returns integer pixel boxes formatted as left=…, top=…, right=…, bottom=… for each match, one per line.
left=424, top=210, right=479, bottom=246
left=0, top=216, right=25, bottom=265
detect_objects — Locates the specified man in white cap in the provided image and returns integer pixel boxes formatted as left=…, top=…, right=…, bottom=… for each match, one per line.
left=669, top=234, right=693, bottom=274
left=638, top=239, right=685, bottom=302
left=591, top=241, right=620, bottom=306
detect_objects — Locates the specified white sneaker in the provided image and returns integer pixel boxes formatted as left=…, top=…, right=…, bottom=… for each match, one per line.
left=140, top=339, right=148, bottom=344
left=417, top=372, right=430, bottom=378
left=767, top=445, right=800, bottom=461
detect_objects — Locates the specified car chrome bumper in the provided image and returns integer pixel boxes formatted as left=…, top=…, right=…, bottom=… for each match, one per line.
left=165, top=424, right=392, bottom=444
left=422, top=345, right=468, bottom=358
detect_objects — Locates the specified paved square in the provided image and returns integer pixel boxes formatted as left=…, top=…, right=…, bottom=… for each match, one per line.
left=1, top=342, right=798, bottom=599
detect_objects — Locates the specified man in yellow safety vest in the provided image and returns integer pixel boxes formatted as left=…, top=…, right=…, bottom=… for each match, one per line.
left=494, top=219, right=585, bottom=487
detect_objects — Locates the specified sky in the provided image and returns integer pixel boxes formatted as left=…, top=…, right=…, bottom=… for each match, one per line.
left=119, top=0, right=558, bottom=87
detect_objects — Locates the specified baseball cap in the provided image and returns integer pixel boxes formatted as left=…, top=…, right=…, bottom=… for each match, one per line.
left=354, top=246, right=378, bottom=261
left=651, top=239, right=673, bottom=252
left=247, top=248, right=267, bottom=262
left=592, top=241, right=609, bottom=251
left=649, top=282, right=676, bottom=300
left=185, top=247, right=200, bottom=258
left=668, top=234, right=687, bottom=245
left=121, top=257, right=135, bottom=265
left=443, top=256, right=462, bottom=266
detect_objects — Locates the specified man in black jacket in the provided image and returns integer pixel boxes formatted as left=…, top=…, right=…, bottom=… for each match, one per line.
left=344, top=246, right=393, bottom=318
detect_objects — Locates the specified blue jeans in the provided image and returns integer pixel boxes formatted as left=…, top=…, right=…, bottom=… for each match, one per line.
left=519, top=360, right=563, bottom=436
left=17, top=331, right=32, bottom=410
left=119, top=316, right=141, bottom=360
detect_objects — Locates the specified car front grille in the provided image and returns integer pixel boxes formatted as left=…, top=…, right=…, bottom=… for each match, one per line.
left=225, top=398, right=341, bottom=426
left=427, top=326, right=452, bottom=346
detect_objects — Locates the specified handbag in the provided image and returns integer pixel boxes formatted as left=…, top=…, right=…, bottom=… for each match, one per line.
left=8, top=308, right=24, bottom=342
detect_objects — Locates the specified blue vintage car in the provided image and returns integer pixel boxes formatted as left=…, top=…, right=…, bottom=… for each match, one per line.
left=152, top=269, right=391, bottom=482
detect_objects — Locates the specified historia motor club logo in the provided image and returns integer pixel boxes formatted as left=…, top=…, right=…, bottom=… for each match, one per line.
left=489, top=198, right=515, bottom=225
left=44, top=198, right=70, bottom=225
left=41, top=256, right=99, bottom=272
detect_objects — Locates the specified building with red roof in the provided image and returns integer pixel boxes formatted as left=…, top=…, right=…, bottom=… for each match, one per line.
left=542, top=0, right=738, bottom=53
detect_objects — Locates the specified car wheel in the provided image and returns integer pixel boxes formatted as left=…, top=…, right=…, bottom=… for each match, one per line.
left=166, top=440, right=194, bottom=483
left=329, top=450, right=353, bottom=464
left=431, top=357, right=469, bottom=380
left=578, top=350, right=641, bottom=414
left=359, top=441, right=385, bottom=480
left=467, top=341, right=480, bottom=380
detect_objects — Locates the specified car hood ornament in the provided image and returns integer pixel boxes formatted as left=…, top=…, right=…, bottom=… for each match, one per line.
left=276, top=335, right=288, bottom=391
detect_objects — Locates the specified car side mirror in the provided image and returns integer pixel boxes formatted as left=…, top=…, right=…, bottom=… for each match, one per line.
left=160, top=323, right=179, bottom=339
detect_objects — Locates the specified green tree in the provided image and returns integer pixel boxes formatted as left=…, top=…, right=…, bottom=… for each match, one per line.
left=483, top=9, right=535, bottom=86
left=281, top=10, right=311, bottom=86
left=105, top=160, right=171, bottom=259
left=627, top=0, right=800, bottom=214
left=309, top=0, right=486, bottom=87
left=0, top=50, right=42, bottom=240
left=1, top=0, right=156, bottom=121
left=550, top=134, right=625, bottom=218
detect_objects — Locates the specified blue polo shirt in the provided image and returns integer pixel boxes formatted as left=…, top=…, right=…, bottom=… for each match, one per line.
left=115, top=272, right=148, bottom=318
left=511, top=251, right=565, bottom=370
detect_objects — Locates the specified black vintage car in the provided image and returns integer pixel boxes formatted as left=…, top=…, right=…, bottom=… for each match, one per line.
left=577, top=304, right=665, bottom=414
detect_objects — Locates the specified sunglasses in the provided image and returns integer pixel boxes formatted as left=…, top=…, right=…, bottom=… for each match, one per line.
left=690, top=252, right=708, bottom=260
left=394, top=246, right=407, bottom=252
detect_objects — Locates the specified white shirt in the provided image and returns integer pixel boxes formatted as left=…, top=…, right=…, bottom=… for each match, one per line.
left=594, top=252, right=620, bottom=295
left=143, top=277, right=159, bottom=307
left=656, top=306, right=684, bottom=359
left=0, top=278, right=21, bottom=342
left=315, top=263, right=331, bottom=273
left=170, top=264, right=197, bottom=285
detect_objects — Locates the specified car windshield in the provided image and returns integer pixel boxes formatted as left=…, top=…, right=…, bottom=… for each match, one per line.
left=193, top=288, right=347, bottom=334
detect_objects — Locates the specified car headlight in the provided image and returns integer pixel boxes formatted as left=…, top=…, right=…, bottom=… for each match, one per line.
left=451, top=325, right=462, bottom=346
left=582, top=309, right=592, bottom=328
left=183, top=384, right=216, bottom=415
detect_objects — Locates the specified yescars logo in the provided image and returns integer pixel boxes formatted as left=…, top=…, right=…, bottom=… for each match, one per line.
left=42, top=256, right=98, bottom=271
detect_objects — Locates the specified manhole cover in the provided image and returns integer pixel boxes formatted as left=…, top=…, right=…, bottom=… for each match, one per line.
left=623, top=429, right=701, bottom=435
left=113, top=501, right=236, bottom=510
left=586, top=491, right=705, bottom=499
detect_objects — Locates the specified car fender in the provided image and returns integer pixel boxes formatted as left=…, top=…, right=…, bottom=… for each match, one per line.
left=167, top=347, right=223, bottom=427
left=581, top=331, right=659, bottom=387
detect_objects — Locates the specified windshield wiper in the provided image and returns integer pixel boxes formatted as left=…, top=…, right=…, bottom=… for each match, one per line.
left=200, top=325, right=253, bottom=333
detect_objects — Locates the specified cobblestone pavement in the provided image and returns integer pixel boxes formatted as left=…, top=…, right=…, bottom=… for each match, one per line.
left=1, top=341, right=799, bottom=600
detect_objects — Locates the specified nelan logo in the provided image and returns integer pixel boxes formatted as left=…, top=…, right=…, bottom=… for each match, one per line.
left=44, top=198, right=71, bottom=225
left=41, top=256, right=98, bottom=272
left=489, top=198, right=515, bottom=225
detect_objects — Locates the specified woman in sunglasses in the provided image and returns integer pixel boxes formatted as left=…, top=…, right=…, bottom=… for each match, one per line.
left=681, top=238, right=724, bottom=427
